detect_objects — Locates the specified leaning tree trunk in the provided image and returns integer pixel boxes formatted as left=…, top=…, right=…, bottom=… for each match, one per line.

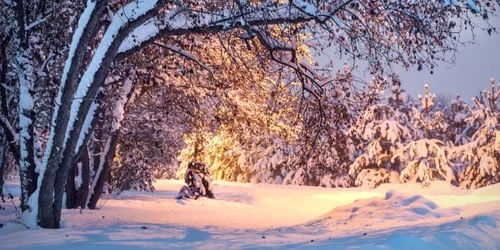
left=66, top=98, right=101, bottom=209
left=36, top=0, right=109, bottom=229
left=87, top=134, right=119, bottom=209
left=39, top=0, right=166, bottom=229
left=88, top=70, right=137, bottom=209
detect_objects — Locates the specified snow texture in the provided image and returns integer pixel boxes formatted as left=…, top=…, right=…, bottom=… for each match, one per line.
left=75, top=163, right=83, bottom=190
left=292, top=0, right=318, bottom=16
left=1, top=179, right=499, bottom=249
left=466, top=0, right=481, bottom=13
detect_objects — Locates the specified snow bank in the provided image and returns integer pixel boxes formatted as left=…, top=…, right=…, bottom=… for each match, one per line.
left=308, top=190, right=458, bottom=230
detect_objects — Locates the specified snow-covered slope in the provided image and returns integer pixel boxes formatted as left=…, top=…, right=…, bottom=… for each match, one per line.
left=0, top=179, right=499, bottom=249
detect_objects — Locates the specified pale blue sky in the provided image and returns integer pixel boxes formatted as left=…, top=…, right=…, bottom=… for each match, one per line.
left=317, top=16, right=500, bottom=102
left=397, top=17, right=500, bottom=101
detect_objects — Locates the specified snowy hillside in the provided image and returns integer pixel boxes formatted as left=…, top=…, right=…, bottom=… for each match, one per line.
left=1, top=179, right=499, bottom=249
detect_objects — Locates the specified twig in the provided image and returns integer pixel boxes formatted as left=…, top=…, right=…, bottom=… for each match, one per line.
left=98, top=192, right=111, bottom=209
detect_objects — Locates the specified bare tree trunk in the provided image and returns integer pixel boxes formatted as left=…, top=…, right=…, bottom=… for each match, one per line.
left=87, top=70, right=137, bottom=209
left=75, top=147, right=90, bottom=209
left=0, top=34, right=19, bottom=161
left=0, top=33, right=20, bottom=177
left=0, top=35, right=10, bottom=118
left=87, top=133, right=119, bottom=209
left=65, top=165, right=77, bottom=209
left=13, top=0, right=38, bottom=213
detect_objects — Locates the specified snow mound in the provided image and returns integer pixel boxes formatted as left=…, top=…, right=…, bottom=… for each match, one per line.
left=307, top=190, right=458, bottom=230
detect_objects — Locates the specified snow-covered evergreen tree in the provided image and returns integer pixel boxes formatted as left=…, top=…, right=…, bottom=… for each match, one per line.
left=392, top=85, right=456, bottom=186
left=451, top=79, right=499, bottom=189
left=345, top=75, right=413, bottom=188
left=348, top=104, right=412, bottom=188
left=387, top=75, right=408, bottom=111
left=447, top=94, right=473, bottom=146
left=177, top=162, right=214, bottom=199
left=411, top=84, right=449, bottom=140
left=392, top=139, right=456, bottom=186
left=237, top=137, right=290, bottom=184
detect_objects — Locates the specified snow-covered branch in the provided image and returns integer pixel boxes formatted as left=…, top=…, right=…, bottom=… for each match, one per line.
left=75, top=101, right=98, bottom=154
left=153, top=42, right=214, bottom=76
left=0, top=83, right=15, bottom=94
left=111, top=70, right=135, bottom=132
left=66, top=0, right=166, bottom=144
left=25, top=14, right=51, bottom=31
left=40, top=0, right=105, bottom=175
left=37, top=51, right=55, bottom=76
left=117, top=1, right=351, bottom=58
left=2, top=0, right=12, bottom=6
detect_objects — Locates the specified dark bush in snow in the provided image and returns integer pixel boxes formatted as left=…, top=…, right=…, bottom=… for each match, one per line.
left=177, top=162, right=215, bottom=199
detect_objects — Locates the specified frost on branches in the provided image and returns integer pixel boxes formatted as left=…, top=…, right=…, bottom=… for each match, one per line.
left=111, top=147, right=155, bottom=194
left=282, top=67, right=357, bottom=187
left=238, top=137, right=290, bottom=184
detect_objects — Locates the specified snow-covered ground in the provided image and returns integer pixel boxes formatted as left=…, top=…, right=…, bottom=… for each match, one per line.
left=1, top=179, right=499, bottom=249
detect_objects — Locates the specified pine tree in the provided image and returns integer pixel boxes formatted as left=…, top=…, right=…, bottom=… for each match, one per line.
left=393, top=85, right=456, bottom=186
left=348, top=104, right=412, bottom=188
left=451, top=79, right=499, bottom=189
left=447, top=94, right=473, bottom=146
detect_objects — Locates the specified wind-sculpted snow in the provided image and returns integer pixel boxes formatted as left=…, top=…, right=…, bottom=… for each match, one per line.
left=309, top=190, right=457, bottom=229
